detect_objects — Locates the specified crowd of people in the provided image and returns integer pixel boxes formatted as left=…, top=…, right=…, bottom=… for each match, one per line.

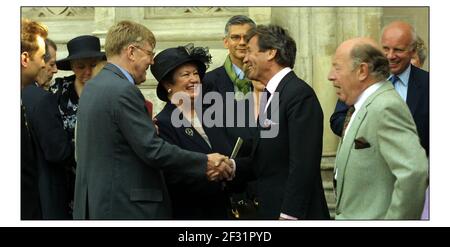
left=20, top=15, right=429, bottom=220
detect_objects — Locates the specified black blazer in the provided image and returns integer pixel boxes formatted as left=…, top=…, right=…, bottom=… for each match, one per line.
left=239, top=71, right=330, bottom=219
left=21, top=103, right=42, bottom=220
left=74, top=63, right=207, bottom=219
left=22, top=84, right=74, bottom=219
left=155, top=103, right=232, bottom=219
left=330, top=65, right=429, bottom=155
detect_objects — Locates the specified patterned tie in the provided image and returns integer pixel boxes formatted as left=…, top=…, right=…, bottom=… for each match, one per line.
left=341, top=105, right=355, bottom=137
left=389, top=75, right=400, bottom=86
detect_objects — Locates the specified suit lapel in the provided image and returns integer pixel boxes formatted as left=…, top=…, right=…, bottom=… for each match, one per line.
left=259, top=71, right=293, bottom=124
left=335, top=82, right=392, bottom=206
left=406, top=65, right=422, bottom=116
left=217, top=67, right=235, bottom=95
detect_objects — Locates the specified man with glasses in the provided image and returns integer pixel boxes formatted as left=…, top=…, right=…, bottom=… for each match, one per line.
left=202, top=15, right=259, bottom=219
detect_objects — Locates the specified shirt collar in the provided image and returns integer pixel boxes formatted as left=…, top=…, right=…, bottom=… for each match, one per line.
left=265, top=67, right=292, bottom=94
left=354, top=81, right=384, bottom=112
left=232, top=63, right=245, bottom=79
left=111, top=63, right=135, bottom=85
left=388, top=64, right=411, bottom=87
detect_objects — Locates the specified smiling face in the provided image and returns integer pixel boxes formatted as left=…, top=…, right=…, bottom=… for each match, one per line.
left=381, top=23, right=415, bottom=75
left=243, top=36, right=271, bottom=84
left=224, top=23, right=253, bottom=66
left=166, top=63, right=201, bottom=103
left=130, top=41, right=155, bottom=84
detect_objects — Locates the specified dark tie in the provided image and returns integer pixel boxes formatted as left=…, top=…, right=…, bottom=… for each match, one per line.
left=389, top=75, right=400, bottom=86
left=259, top=88, right=271, bottom=117
left=341, top=105, right=355, bottom=137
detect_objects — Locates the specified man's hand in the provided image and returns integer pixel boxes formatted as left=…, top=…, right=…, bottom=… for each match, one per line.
left=206, top=153, right=234, bottom=181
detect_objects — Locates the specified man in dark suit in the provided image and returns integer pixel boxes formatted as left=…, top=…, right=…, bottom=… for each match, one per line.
left=202, top=15, right=258, bottom=219
left=20, top=19, right=48, bottom=219
left=73, top=20, right=232, bottom=219
left=236, top=25, right=329, bottom=219
left=330, top=21, right=429, bottom=156
left=22, top=82, right=74, bottom=219
left=203, top=15, right=257, bottom=147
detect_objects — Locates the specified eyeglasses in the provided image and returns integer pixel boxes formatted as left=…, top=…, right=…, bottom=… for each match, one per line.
left=133, top=45, right=155, bottom=58
left=228, top=34, right=247, bottom=42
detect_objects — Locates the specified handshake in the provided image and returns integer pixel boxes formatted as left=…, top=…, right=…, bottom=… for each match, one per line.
left=206, top=153, right=235, bottom=182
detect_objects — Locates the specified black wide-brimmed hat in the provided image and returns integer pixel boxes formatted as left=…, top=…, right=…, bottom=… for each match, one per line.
left=56, top=35, right=106, bottom=71
left=151, top=44, right=211, bottom=102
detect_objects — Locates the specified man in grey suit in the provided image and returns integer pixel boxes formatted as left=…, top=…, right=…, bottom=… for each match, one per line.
left=329, top=37, right=428, bottom=219
left=73, top=20, right=233, bottom=219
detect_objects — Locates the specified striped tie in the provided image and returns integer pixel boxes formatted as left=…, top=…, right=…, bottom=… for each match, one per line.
left=389, top=75, right=400, bottom=86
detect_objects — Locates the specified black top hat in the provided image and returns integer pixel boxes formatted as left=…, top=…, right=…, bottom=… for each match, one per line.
left=56, top=35, right=106, bottom=71
left=151, top=44, right=211, bottom=102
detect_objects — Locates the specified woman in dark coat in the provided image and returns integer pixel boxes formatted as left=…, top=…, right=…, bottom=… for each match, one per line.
left=152, top=44, right=232, bottom=219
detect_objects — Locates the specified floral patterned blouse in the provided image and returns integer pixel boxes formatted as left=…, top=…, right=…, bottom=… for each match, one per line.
left=49, top=74, right=78, bottom=143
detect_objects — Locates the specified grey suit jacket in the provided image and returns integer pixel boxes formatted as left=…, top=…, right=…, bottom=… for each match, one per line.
left=73, top=63, right=207, bottom=219
left=335, top=81, right=428, bottom=219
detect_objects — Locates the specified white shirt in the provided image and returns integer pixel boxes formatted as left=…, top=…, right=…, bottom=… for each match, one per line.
left=343, top=81, right=384, bottom=138
left=264, top=67, right=292, bottom=113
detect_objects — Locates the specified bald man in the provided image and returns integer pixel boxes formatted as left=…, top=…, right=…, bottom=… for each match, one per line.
left=330, top=21, right=429, bottom=157
left=329, top=37, right=428, bottom=219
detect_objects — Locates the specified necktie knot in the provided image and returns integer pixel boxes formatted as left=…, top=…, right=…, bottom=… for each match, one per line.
left=389, top=75, right=400, bottom=85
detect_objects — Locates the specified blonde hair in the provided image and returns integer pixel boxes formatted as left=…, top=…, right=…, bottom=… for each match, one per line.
left=21, top=19, right=48, bottom=57
left=105, top=20, right=155, bottom=57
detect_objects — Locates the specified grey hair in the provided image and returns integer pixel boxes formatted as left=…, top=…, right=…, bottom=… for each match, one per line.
left=224, top=15, right=256, bottom=36
left=350, top=43, right=390, bottom=81
left=245, top=24, right=297, bottom=68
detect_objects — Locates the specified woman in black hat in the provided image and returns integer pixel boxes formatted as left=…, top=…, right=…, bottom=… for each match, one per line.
left=152, top=44, right=233, bottom=219
left=50, top=35, right=105, bottom=139
left=49, top=35, right=105, bottom=214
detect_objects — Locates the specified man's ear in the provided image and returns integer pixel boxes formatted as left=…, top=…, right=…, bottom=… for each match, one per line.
left=357, top=62, right=369, bottom=81
left=21, top=52, right=29, bottom=67
left=267, top=49, right=277, bottom=61
left=223, top=36, right=229, bottom=49
left=125, top=45, right=135, bottom=61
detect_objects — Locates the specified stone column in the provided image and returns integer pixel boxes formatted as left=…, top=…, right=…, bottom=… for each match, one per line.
left=92, top=7, right=116, bottom=43
left=310, top=8, right=339, bottom=156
